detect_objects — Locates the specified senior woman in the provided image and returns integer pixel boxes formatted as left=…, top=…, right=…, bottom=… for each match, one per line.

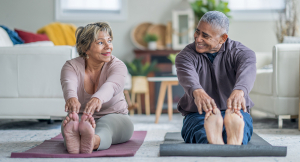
left=60, top=22, right=133, bottom=154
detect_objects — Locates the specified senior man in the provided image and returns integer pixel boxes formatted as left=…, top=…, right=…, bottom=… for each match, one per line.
left=176, top=11, right=256, bottom=145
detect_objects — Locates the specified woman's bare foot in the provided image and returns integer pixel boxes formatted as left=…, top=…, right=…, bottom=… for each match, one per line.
left=224, top=109, right=244, bottom=145
left=79, top=114, right=96, bottom=154
left=63, top=112, right=80, bottom=154
left=204, top=108, right=224, bottom=144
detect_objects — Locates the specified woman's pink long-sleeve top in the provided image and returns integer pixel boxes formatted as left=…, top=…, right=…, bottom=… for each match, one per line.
left=60, top=55, right=128, bottom=118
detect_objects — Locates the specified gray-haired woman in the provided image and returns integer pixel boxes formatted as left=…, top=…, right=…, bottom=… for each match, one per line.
left=60, top=22, right=134, bottom=154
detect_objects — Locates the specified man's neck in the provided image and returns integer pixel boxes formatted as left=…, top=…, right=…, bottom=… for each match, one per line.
left=207, top=44, right=222, bottom=54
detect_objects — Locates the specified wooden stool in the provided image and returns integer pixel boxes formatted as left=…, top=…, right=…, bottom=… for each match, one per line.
left=147, top=77, right=179, bottom=123
left=130, top=76, right=150, bottom=116
left=124, top=90, right=138, bottom=111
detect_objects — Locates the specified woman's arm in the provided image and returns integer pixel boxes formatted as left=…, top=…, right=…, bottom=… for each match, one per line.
left=92, top=60, right=127, bottom=104
left=60, top=61, right=81, bottom=113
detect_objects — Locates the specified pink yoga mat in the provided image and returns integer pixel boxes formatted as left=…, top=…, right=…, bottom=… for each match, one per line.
left=11, top=131, right=147, bottom=158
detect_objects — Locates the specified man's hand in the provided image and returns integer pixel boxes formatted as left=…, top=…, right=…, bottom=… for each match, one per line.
left=193, top=89, right=217, bottom=114
left=83, top=98, right=102, bottom=115
left=227, top=90, right=246, bottom=112
left=65, top=97, right=81, bottom=113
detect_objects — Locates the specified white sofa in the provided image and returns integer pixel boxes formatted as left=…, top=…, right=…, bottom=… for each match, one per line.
left=0, top=46, right=76, bottom=120
left=250, top=44, right=300, bottom=128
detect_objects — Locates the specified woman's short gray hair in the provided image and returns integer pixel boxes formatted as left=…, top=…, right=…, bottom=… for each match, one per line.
left=75, top=22, right=113, bottom=58
left=199, top=11, right=229, bottom=35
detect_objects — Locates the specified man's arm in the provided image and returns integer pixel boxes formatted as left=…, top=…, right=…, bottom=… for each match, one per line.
left=227, top=50, right=256, bottom=112
left=175, top=52, right=202, bottom=98
left=176, top=52, right=217, bottom=114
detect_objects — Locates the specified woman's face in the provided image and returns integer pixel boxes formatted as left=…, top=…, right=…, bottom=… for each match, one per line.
left=85, top=31, right=113, bottom=63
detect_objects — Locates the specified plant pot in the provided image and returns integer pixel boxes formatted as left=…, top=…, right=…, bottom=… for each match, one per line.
left=131, top=76, right=149, bottom=93
left=148, top=41, right=157, bottom=50
left=172, top=64, right=177, bottom=75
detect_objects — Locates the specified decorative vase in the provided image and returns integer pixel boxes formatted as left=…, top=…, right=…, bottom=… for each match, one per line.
left=172, top=64, right=177, bottom=75
left=148, top=41, right=157, bottom=50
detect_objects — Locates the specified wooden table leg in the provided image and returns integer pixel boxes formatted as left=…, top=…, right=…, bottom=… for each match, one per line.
left=155, top=82, right=167, bottom=123
left=167, top=84, right=173, bottom=121
left=145, top=91, right=150, bottom=115
left=137, top=94, right=142, bottom=114
left=130, top=92, right=136, bottom=116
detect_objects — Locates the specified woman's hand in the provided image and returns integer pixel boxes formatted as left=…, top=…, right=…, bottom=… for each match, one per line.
left=83, top=98, right=102, bottom=115
left=65, top=97, right=81, bottom=113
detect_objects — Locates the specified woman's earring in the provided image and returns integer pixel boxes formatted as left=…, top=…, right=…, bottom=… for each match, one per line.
left=86, top=55, right=89, bottom=59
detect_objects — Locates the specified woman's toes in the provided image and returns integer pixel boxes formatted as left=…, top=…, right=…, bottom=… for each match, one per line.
left=81, top=114, right=89, bottom=121
left=63, top=117, right=70, bottom=127
left=69, top=113, right=73, bottom=119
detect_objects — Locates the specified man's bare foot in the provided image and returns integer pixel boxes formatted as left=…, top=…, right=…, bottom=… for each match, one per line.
left=63, top=112, right=80, bottom=154
left=224, top=109, right=244, bottom=145
left=204, top=108, right=225, bottom=144
left=79, top=114, right=96, bottom=154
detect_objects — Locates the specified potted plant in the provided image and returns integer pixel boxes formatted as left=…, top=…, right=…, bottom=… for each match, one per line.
left=275, top=0, right=298, bottom=43
left=190, top=0, right=231, bottom=26
left=167, top=53, right=178, bottom=75
left=125, top=58, right=158, bottom=115
left=125, top=58, right=158, bottom=93
left=144, top=34, right=158, bottom=50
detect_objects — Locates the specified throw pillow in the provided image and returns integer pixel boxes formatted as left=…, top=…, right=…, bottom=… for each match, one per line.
left=0, top=27, right=13, bottom=47
left=15, top=29, right=50, bottom=43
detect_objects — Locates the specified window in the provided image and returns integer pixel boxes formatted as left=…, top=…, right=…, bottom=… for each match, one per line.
left=227, top=0, right=285, bottom=21
left=55, top=0, right=128, bottom=21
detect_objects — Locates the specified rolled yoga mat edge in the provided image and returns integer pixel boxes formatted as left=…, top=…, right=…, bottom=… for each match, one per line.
left=160, top=143, right=287, bottom=157
left=160, top=132, right=287, bottom=157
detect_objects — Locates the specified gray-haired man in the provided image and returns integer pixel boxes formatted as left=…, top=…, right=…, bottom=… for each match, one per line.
left=176, top=11, right=256, bottom=145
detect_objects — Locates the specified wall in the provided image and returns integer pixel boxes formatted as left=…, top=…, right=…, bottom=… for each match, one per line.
left=0, top=0, right=283, bottom=61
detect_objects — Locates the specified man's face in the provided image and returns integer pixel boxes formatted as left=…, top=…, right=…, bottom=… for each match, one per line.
left=194, top=21, right=226, bottom=53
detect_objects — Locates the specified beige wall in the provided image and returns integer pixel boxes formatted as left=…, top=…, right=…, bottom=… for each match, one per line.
left=0, top=0, right=280, bottom=61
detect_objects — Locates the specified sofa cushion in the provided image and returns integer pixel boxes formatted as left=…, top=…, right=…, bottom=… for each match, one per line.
left=251, top=69, right=273, bottom=95
left=15, top=29, right=50, bottom=43
left=0, top=54, right=18, bottom=97
left=0, top=27, right=13, bottom=47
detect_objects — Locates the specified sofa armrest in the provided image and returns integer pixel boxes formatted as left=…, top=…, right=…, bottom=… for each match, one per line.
left=272, top=44, right=300, bottom=98
left=0, top=46, right=74, bottom=98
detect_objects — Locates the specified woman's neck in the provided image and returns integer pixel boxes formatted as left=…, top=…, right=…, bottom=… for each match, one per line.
left=85, top=58, right=104, bottom=73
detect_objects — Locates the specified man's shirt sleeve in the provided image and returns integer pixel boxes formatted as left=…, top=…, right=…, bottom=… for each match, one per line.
left=175, top=52, right=203, bottom=99
left=233, top=50, right=257, bottom=95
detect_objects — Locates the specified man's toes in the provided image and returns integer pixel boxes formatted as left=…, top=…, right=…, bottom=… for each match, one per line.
left=235, top=111, right=243, bottom=118
left=212, top=108, right=221, bottom=115
left=225, top=108, right=234, bottom=115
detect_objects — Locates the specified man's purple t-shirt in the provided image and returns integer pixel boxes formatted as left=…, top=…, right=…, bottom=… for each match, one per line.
left=175, top=38, right=256, bottom=116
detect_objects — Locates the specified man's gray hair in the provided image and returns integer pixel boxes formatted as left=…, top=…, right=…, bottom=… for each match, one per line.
left=199, top=11, right=229, bottom=35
